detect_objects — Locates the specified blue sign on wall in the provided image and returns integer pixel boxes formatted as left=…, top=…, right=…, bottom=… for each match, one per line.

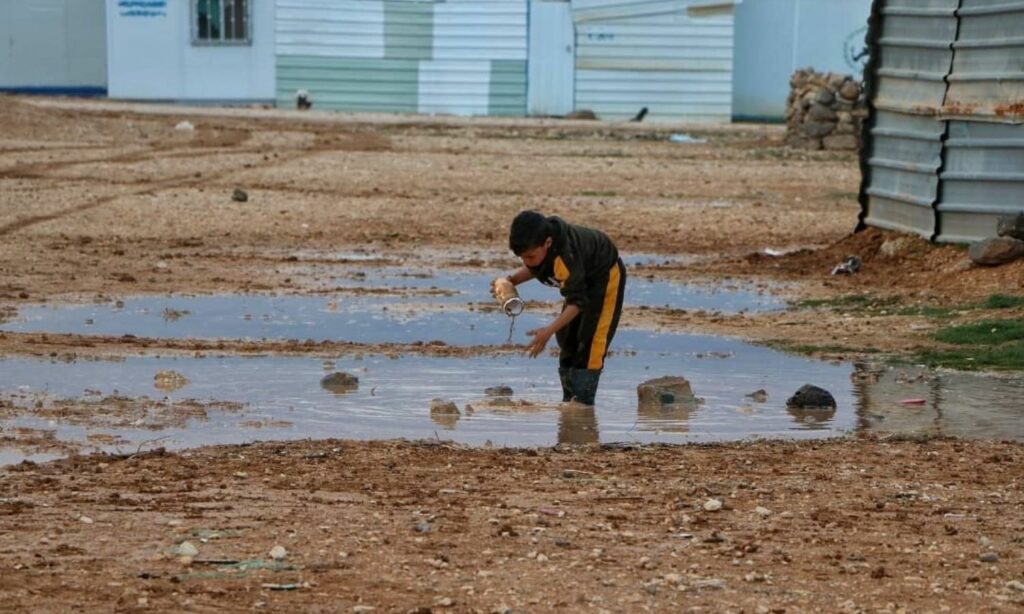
left=119, top=0, right=167, bottom=17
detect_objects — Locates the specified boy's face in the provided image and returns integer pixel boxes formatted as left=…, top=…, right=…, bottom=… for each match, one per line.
left=518, top=237, right=553, bottom=268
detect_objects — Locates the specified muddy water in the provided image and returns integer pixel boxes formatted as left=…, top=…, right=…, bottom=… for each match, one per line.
left=1, top=271, right=781, bottom=343
left=3, top=336, right=1023, bottom=464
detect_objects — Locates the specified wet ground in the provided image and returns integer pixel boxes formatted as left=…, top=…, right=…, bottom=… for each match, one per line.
left=2, top=97, right=1023, bottom=612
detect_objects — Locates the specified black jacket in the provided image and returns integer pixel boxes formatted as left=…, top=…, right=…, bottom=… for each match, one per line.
left=527, top=216, right=619, bottom=308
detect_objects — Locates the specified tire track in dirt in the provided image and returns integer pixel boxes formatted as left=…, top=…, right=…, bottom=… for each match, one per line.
left=0, top=145, right=327, bottom=238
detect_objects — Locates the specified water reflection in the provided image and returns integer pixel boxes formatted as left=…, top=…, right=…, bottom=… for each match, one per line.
left=1, top=351, right=1023, bottom=464
left=785, top=405, right=838, bottom=430
left=558, top=404, right=600, bottom=445
left=636, top=397, right=701, bottom=434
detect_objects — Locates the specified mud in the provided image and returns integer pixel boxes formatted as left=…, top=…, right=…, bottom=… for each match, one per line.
left=2, top=95, right=1024, bottom=611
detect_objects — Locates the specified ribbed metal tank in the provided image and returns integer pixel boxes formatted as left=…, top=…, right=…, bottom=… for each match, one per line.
left=859, top=0, right=1024, bottom=243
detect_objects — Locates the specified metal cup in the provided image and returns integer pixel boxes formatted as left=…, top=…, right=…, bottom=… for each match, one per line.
left=493, top=278, right=524, bottom=316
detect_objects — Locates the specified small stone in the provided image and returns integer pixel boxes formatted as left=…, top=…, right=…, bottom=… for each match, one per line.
left=979, top=552, right=999, bottom=563
left=754, top=506, right=772, bottom=517
left=839, top=80, right=862, bottom=100
left=79, top=515, right=94, bottom=524
left=434, top=596, right=454, bottom=607
left=414, top=522, right=432, bottom=533
left=154, top=370, right=189, bottom=392
left=746, top=389, right=768, bottom=403
left=429, top=398, right=460, bottom=415
left=176, top=541, right=199, bottom=557
left=484, top=385, right=514, bottom=397
left=321, top=372, right=359, bottom=394
left=231, top=188, right=249, bottom=202
left=1007, top=580, right=1024, bottom=592
left=969, top=237, right=1024, bottom=266
left=786, top=384, right=836, bottom=409
left=353, top=607, right=375, bottom=614
left=704, top=498, right=723, bottom=512
left=269, top=545, right=288, bottom=561
left=175, top=120, right=195, bottom=131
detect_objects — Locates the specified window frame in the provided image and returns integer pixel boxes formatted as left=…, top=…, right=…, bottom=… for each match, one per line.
left=191, top=0, right=252, bottom=47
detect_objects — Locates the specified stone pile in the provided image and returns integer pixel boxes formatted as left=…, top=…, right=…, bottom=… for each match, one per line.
left=785, top=68, right=868, bottom=151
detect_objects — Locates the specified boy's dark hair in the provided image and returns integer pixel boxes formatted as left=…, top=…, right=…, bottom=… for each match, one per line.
left=509, top=210, right=551, bottom=255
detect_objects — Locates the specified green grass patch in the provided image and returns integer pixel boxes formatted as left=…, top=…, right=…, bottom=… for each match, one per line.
left=933, top=318, right=1024, bottom=346
left=912, top=341, right=1024, bottom=371
left=980, top=294, right=1024, bottom=310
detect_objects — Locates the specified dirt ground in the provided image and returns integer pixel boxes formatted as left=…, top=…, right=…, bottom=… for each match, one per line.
left=1, top=95, right=1023, bottom=611
left=2, top=438, right=1023, bottom=612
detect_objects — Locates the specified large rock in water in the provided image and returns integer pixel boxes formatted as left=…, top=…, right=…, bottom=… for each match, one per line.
left=997, top=213, right=1024, bottom=241
left=321, top=372, right=359, bottom=394
left=969, top=237, right=1024, bottom=266
left=786, top=384, right=836, bottom=409
left=638, top=376, right=696, bottom=407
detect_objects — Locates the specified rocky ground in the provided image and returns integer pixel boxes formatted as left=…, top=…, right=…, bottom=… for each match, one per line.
left=1, top=438, right=1022, bottom=612
left=1, top=95, right=1023, bottom=611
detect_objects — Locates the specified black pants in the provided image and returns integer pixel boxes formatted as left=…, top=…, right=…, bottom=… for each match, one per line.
left=555, top=258, right=626, bottom=372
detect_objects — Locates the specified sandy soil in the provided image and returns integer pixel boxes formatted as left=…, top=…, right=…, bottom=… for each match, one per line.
left=1, top=438, right=1022, bottom=612
left=2, top=96, right=1024, bottom=611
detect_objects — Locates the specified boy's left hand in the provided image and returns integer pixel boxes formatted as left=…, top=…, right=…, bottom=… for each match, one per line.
left=525, top=327, right=553, bottom=358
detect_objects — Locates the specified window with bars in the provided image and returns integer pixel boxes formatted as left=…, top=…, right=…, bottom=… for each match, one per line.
left=193, top=0, right=250, bottom=45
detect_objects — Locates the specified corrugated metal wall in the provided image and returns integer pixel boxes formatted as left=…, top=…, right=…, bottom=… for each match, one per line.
left=859, top=0, right=1024, bottom=243
left=275, top=0, right=527, bottom=116
left=934, top=0, right=1024, bottom=243
left=571, top=0, right=736, bottom=122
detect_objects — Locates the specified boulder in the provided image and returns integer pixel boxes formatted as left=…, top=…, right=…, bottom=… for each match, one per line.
left=786, top=384, right=836, bottom=409
left=969, top=237, right=1024, bottom=266
left=638, top=376, right=696, bottom=407
left=996, top=213, right=1024, bottom=241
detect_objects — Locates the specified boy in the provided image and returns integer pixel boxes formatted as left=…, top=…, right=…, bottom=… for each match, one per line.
left=494, top=210, right=626, bottom=405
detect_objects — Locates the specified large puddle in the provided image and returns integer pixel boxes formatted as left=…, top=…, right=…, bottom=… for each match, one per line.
left=2, top=334, right=1022, bottom=464
left=0, top=269, right=782, bottom=344
left=2, top=259, right=1020, bottom=463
